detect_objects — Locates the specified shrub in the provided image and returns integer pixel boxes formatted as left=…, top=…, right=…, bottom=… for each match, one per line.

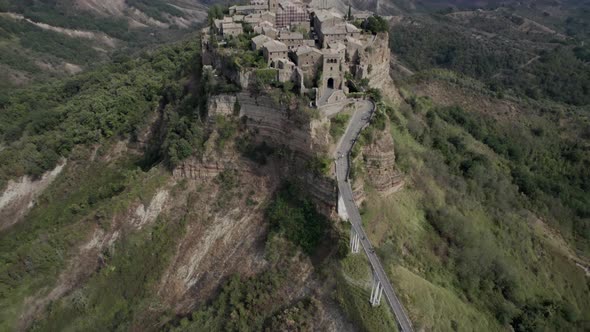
left=330, top=113, right=351, bottom=140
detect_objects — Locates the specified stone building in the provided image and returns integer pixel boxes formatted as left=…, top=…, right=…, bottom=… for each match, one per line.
left=312, top=8, right=344, bottom=34
left=277, top=31, right=315, bottom=50
left=251, top=34, right=273, bottom=50
left=244, top=11, right=276, bottom=25
left=319, top=22, right=360, bottom=47
left=254, top=21, right=279, bottom=38
left=327, top=41, right=345, bottom=59
left=276, top=59, right=297, bottom=82
left=321, top=47, right=344, bottom=91
left=229, top=4, right=268, bottom=15
left=262, top=40, right=289, bottom=66
left=294, top=45, right=322, bottom=80
left=221, top=22, right=244, bottom=37
left=213, top=17, right=233, bottom=34
left=276, top=0, right=309, bottom=29
left=204, top=0, right=393, bottom=107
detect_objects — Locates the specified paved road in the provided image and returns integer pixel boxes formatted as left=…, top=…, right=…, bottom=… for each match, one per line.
left=335, top=100, right=414, bottom=332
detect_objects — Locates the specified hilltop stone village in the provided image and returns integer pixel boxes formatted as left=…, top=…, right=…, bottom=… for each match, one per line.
left=201, top=0, right=391, bottom=107
left=178, top=0, right=405, bottom=212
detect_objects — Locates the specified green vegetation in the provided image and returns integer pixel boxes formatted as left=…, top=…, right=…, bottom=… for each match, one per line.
left=0, top=156, right=168, bottom=330
left=0, top=38, right=204, bottom=330
left=0, top=39, right=202, bottom=189
left=356, top=103, right=388, bottom=146
left=0, top=16, right=101, bottom=66
left=390, top=18, right=527, bottom=81
left=0, top=0, right=200, bottom=92
left=390, top=14, right=590, bottom=105
left=232, top=49, right=266, bottom=68
left=391, top=266, right=503, bottom=331
left=306, top=154, right=332, bottom=176
left=213, top=114, right=239, bottom=151
left=0, top=42, right=40, bottom=74
left=254, top=68, right=278, bottom=82
left=494, top=46, right=590, bottom=105
left=30, top=206, right=183, bottom=331
left=207, top=4, right=228, bottom=26
left=266, top=182, right=328, bottom=254
left=433, top=104, right=589, bottom=250
left=0, top=0, right=130, bottom=39
left=375, top=7, right=590, bottom=328
left=335, top=270, right=398, bottom=332
left=238, top=140, right=275, bottom=165
left=1, top=2, right=587, bottom=331
left=363, top=15, right=389, bottom=34
left=167, top=185, right=331, bottom=331
left=329, top=113, right=351, bottom=140
left=169, top=271, right=317, bottom=331
left=360, top=91, right=590, bottom=331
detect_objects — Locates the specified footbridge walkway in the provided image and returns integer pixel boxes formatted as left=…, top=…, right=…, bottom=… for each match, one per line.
left=334, top=99, right=414, bottom=332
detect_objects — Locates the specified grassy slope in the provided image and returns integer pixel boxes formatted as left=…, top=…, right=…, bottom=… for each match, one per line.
left=357, top=83, right=590, bottom=330
left=337, top=251, right=399, bottom=332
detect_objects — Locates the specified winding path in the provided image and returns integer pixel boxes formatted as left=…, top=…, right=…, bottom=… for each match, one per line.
left=334, top=99, right=414, bottom=332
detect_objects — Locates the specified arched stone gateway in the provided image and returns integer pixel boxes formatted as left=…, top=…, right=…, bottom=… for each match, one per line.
left=327, top=77, right=334, bottom=89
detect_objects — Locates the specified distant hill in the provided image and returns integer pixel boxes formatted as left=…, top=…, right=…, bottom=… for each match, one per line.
left=0, top=0, right=209, bottom=89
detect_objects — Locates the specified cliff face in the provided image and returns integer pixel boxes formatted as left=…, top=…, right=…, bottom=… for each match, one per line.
left=237, top=93, right=327, bottom=153
left=352, top=32, right=402, bottom=103
left=0, top=161, right=66, bottom=230
left=174, top=92, right=338, bottom=216
left=237, top=92, right=338, bottom=215
left=158, top=171, right=274, bottom=313
left=354, top=32, right=391, bottom=86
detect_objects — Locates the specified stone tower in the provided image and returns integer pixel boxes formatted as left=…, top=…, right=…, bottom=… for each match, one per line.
left=321, top=49, right=344, bottom=91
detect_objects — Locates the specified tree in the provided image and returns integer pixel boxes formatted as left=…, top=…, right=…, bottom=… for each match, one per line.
left=364, top=15, right=388, bottom=34
left=207, top=5, right=225, bottom=26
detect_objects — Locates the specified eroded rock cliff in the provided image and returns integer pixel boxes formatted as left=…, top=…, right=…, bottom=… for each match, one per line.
left=362, top=121, right=404, bottom=195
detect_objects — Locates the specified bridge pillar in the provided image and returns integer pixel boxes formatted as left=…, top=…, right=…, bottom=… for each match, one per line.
left=350, top=227, right=360, bottom=254
left=370, top=273, right=383, bottom=306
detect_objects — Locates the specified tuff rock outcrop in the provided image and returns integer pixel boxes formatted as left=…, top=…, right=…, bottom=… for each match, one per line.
left=362, top=121, right=404, bottom=195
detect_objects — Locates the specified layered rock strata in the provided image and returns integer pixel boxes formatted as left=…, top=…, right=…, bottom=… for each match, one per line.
left=362, top=122, right=404, bottom=195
